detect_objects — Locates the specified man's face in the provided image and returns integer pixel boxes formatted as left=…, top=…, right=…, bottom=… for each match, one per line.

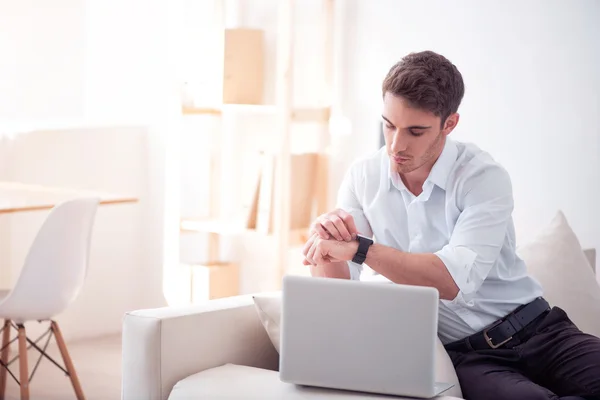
left=382, top=92, right=458, bottom=175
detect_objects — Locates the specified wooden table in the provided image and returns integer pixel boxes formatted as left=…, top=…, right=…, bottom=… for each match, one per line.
left=0, top=181, right=138, bottom=214
left=0, top=181, right=138, bottom=290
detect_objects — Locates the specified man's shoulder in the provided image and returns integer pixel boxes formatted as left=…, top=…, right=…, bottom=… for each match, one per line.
left=452, top=140, right=512, bottom=183
left=450, top=142, right=512, bottom=200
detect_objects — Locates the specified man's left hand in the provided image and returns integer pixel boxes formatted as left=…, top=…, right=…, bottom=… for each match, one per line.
left=302, top=234, right=359, bottom=266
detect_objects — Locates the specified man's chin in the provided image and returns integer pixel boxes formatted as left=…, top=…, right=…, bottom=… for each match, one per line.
left=394, top=164, right=416, bottom=174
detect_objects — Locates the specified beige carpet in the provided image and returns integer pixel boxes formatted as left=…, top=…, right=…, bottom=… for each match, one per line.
left=3, top=333, right=121, bottom=400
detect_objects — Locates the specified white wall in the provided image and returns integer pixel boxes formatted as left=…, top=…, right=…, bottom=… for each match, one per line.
left=0, top=0, right=173, bottom=341
left=338, top=0, right=600, bottom=268
left=0, top=0, right=85, bottom=120
left=82, top=0, right=177, bottom=310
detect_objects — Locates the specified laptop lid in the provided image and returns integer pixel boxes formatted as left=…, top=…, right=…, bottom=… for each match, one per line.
left=279, top=275, right=443, bottom=398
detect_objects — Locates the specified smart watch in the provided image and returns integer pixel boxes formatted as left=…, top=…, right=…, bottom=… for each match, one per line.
left=352, top=235, right=374, bottom=265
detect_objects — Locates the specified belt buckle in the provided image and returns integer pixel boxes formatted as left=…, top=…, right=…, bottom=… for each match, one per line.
left=483, top=320, right=512, bottom=349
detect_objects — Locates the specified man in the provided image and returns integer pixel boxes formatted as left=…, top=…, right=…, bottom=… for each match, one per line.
left=301, top=50, right=600, bottom=400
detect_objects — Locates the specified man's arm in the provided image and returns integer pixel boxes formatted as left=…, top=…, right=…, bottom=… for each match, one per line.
left=364, top=246, right=459, bottom=300
left=310, top=261, right=350, bottom=279
left=304, top=237, right=458, bottom=299
left=306, top=164, right=515, bottom=303
left=307, top=161, right=373, bottom=280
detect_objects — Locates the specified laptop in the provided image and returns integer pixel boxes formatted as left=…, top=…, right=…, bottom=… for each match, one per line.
left=279, top=275, right=454, bottom=398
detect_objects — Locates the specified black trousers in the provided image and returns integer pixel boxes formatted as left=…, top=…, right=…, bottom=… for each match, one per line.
left=445, top=306, right=600, bottom=400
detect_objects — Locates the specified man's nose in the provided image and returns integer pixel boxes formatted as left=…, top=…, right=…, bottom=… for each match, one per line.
left=391, top=131, right=407, bottom=153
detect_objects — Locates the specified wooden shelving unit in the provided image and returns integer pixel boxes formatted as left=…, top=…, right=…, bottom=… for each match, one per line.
left=181, top=105, right=331, bottom=123
left=178, top=0, right=335, bottom=300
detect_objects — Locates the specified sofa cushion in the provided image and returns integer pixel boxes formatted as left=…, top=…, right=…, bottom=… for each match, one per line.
left=252, top=292, right=463, bottom=399
left=168, top=364, right=463, bottom=399
left=517, top=210, right=600, bottom=338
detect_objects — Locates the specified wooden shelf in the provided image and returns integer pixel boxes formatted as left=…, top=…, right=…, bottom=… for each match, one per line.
left=180, top=217, right=249, bottom=235
left=173, top=0, right=335, bottom=291
left=180, top=217, right=310, bottom=244
left=180, top=106, right=222, bottom=116
left=292, top=107, right=331, bottom=122
left=181, top=104, right=331, bottom=123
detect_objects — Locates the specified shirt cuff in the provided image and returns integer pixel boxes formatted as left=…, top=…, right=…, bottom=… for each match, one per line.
left=347, top=261, right=362, bottom=280
left=434, top=244, right=478, bottom=302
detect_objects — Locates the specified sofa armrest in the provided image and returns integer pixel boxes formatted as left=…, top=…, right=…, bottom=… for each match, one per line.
left=121, top=294, right=279, bottom=400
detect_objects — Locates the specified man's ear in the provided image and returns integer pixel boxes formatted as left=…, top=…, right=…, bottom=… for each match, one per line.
left=442, top=113, right=460, bottom=135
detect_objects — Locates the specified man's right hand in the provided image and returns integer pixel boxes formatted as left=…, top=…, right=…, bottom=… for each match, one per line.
left=309, top=208, right=359, bottom=242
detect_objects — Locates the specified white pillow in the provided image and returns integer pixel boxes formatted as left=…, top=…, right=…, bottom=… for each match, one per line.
left=252, top=292, right=282, bottom=353
left=252, top=291, right=463, bottom=398
left=517, top=210, right=600, bottom=338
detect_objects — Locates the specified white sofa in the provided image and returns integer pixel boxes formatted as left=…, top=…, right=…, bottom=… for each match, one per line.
left=121, top=213, right=599, bottom=400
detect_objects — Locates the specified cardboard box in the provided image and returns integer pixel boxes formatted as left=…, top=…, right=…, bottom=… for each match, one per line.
left=223, top=28, right=264, bottom=104
left=190, top=262, right=239, bottom=301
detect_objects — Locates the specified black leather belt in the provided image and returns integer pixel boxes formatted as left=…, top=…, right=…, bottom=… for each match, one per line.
left=445, top=297, right=551, bottom=352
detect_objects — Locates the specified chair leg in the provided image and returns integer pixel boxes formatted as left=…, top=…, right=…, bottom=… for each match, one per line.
left=17, top=325, right=29, bottom=400
left=50, top=321, right=85, bottom=400
left=0, top=320, right=10, bottom=400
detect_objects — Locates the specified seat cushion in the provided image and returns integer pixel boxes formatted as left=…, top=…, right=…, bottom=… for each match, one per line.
left=168, top=364, right=463, bottom=399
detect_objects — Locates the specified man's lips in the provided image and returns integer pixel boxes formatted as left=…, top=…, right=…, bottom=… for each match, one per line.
left=393, top=156, right=411, bottom=164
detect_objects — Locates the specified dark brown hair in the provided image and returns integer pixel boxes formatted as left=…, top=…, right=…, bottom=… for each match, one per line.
left=382, top=51, right=465, bottom=125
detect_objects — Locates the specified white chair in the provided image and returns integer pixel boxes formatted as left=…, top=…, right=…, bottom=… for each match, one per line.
left=0, top=197, right=100, bottom=400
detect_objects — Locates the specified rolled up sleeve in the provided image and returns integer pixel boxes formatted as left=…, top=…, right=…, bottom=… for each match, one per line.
left=434, top=165, right=514, bottom=303
left=336, top=164, right=373, bottom=280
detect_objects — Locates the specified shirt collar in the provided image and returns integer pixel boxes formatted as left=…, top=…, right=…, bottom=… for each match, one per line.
left=426, top=138, right=458, bottom=190
left=387, top=138, right=458, bottom=192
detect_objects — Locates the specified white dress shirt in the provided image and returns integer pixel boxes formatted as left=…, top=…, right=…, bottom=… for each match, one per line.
left=338, top=138, right=544, bottom=344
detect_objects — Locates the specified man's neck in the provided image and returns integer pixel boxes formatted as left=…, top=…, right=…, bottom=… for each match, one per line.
left=399, top=147, right=444, bottom=196
left=399, top=169, right=430, bottom=196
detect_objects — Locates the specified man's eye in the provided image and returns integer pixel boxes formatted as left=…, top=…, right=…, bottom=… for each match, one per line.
left=385, top=124, right=394, bottom=130
left=410, top=130, right=424, bottom=137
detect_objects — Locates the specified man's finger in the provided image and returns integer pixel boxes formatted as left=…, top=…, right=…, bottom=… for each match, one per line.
left=306, top=237, right=319, bottom=265
left=313, top=240, right=325, bottom=264
left=302, top=237, right=313, bottom=257
left=313, top=223, right=330, bottom=240
left=338, top=209, right=359, bottom=236
left=322, top=218, right=343, bottom=241
left=330, top=215, right=352, bottom=241
left=304, top=235, right=318, bottom=265
left=301, top=234, right=315, bottom=258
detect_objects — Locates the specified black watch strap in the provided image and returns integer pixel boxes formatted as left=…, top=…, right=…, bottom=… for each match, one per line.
left=352, top=235, right=373, bottom=265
